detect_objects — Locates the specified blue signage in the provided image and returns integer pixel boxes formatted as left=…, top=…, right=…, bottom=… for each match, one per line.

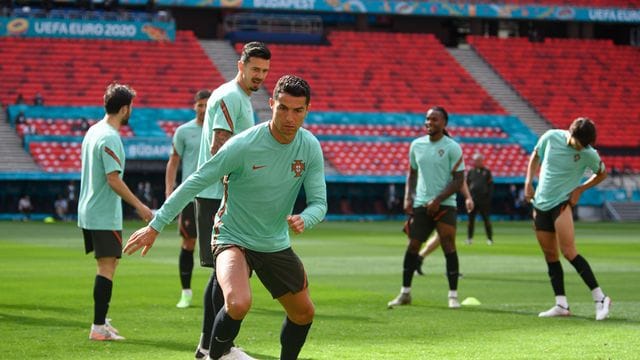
left=0, top=16, right=176, bottom=41
left=116, top=0, right=640, bottom=24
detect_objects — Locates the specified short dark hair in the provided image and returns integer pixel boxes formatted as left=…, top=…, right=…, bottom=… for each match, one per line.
left=194, top=89, right=211, bottom=102
left=104, top=83, right=136, bottom=114
left=569, top=117, right=597, bottom=147
left=272, top=75, right=311, bottom=105
left=429, top=106, right=449, bottom=122
left=240, top=41, right=271, bottom=64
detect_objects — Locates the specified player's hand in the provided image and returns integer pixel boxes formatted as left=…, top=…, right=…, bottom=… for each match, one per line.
left=123, top=226, right=159, bottom=256
left=426, top=199, right=440, bottom=216
left=287, top=215, right=305, bottom=234
left=403, top=198, right=414, bottom=215
left=465, top=198, right=475, bottom=213
left=136, top=205, right=154, bottom=223
left=568, top=188, right=583, bottom=207
left=524, top=183, right=535, bottom=203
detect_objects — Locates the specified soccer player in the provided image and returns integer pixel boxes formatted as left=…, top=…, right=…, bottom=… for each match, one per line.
left=524, top=117, right=611, bottom=320
left=165, top=89, right=212, bottom=308
left=388, top=106, right=465, bottom=309
left=124, top=75, right=327, bottom=360
left=193, top=41, right=270, bottom=359
left=415, top=181, right=474, bottom=276
left=78, top=83, right=153, bottom=341
left=466, top=153, right=494, bottom=245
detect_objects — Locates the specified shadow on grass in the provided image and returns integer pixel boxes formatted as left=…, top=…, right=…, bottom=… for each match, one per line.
left=0, top=311, right=85, bottom=329
left=454, top=305, right=639, bottom=324
left=250, top=306, right=379, bottom=322
left=0, top=303, right=81, bottom=315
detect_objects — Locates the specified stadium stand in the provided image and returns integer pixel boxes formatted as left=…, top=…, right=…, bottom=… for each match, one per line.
left=0, top=31, right=223, bottom=108
left=256, top=31, right=505, bottom=114
left=468, top=36, right=640, bottom=148
left=16, top=118, right=133, bottom=137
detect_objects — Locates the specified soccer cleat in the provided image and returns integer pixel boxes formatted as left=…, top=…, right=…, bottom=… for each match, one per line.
left=387, top=292, right=411, bottom=308
left=487, top=239, right=494, bottom=245
left=595, top=296, right=611, bottom=321
left=415, top=256, right=424, bottom=276
left=448, top=297, right=461, bottom=309
left=194, top=345, right=209, bottom=360
left=538, top=304, right=571, bottom=318
left=105, top=318, right=119, bottom=335
left=465, top=238, right=473, bottom=245
left=214, top=347, right=256, bottom=360
left=177, top=292, right=193, bottom=308
left=89, top=324, right=125, bottom=341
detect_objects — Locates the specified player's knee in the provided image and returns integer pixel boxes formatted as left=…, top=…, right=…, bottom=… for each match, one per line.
left=182, top=239, right=196, bottom=251
left=290, top=303, right=315, bottom=325
left=225, top=295, right=251, bottom=319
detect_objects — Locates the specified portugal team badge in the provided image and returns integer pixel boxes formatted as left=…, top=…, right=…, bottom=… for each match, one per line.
left=291, top=160, right=305, bottom=177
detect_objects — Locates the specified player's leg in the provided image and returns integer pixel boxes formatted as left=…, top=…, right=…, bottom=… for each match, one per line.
left=194, top=198, right=217, bottom=357
left=278, top=289, right=314, bottom=360
left=84, top=229, right=124, bottom=341
left=466, top=204, right=477, bottom=244
left=533, top=206, right=570, bottom=317
left=416, top=233, right=440, bottom=275
left=555, top=206, right=610, bottom=320
left=479, top=200, right=493, bottom=244
left=436, top=208, right=460, bottom=308
left=389, top=208, right=432, bottom=308
left=177, top=203, right=197, bottom=308
left=209, top=246, right=252, bottom=359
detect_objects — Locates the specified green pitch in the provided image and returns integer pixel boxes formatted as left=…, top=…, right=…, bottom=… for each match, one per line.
left=1, top=220, right=639, bottom=359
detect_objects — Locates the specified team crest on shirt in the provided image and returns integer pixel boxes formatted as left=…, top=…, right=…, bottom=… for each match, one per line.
left=438, top=149, right=445, bottom=157
left=574, top=154, right=581, bottom=162
left=291, top=160, right=305, bottom=177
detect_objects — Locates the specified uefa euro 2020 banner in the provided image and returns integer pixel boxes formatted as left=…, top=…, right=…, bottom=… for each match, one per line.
left=0, top=16, right=176, bottom=41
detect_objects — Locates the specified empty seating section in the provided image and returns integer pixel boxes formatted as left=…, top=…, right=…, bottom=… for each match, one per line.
left=307, top=124, right=507, bottom=138
left=258, top=31, right=504, bottom=114
left=29, top=141, right=81, bottom=172
left=158, top=120, right=180, bottom=137
left=468, top=36, right=640, bottom=148
left=17, top=118, right=133, bottom=137
left=0, top=31, right=223, bottom=107
left=322, top=141, right=529, bottom=177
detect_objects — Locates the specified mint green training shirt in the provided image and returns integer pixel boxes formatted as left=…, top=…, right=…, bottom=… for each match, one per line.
left=77, top=120, right=125, bottom=230
left=197, top=80, right=254, bottom=200
left=409, top=135, right=465, bottom=207
left=151, top=123, right=327, bottom=253
left=172, top=119, right=202, bottom=182
left=532, top=129, right=605, bottom=211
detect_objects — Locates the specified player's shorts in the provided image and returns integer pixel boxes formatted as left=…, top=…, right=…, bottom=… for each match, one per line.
left=195, top=197, right=221, bottom=268
left=403, top=205, right=457, bottom=242
left=213, top=244, right=308, bottom=299
left=82, top=229, right=122, bottom=259
left=533, top=201, right=570, bottom=232
left=178, top=201, right=197, bottom=239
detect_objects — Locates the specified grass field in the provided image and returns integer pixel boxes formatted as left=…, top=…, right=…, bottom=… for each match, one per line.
left=1, top=220, right=639, bottom=359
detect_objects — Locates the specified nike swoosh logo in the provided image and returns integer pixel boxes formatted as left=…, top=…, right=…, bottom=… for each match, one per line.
left=252, top=165, right=266, bottom=170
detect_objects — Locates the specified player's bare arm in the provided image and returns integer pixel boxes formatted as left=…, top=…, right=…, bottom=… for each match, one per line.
left=210, top=129, right=233, bottom=155
left=404, top=168, right=417, bottom=214
left=287, top=215, right=305, bottom=234
left=427, top=171, right=463, bottom=216
left=165, top=147, right=180, bottom=199
left=569, top=169, right=607, bottom=206
left=106, top=171, right=153, bottom=222
left=524, top=150, right=540, bottom=203
left=124, top=226, right=160, bottom=256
